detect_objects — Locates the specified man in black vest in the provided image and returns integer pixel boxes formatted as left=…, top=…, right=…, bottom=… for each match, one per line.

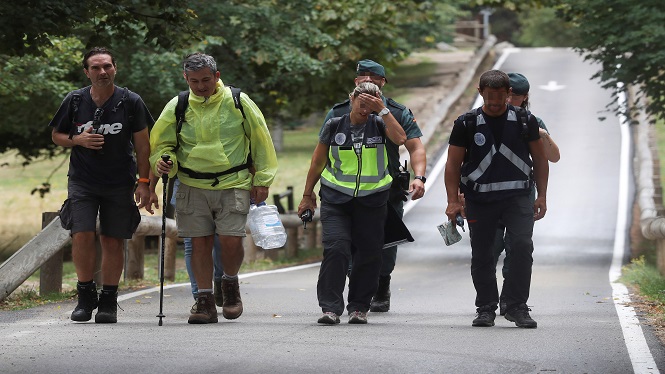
left=321, top=59, right=426, bottom=312
left=444, top=69, right=548, bottom=328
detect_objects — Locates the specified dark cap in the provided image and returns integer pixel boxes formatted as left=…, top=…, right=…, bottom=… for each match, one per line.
left=508, top=72, right=530, bottom=95
left=357, top=59, right=387, bottom=81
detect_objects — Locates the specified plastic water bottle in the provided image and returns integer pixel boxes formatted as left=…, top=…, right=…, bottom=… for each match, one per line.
left=247, top=202, right=287, bottom=249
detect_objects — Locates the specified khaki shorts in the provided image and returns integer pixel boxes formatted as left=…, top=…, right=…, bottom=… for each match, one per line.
left=174, top=184, right=250, bottom=238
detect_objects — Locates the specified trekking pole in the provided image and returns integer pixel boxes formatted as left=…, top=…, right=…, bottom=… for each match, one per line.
left=157, top=154, right=170, bottom=326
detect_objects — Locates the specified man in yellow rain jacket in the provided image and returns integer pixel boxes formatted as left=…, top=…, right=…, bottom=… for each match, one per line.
left=150, top=52, right=278, bottom=324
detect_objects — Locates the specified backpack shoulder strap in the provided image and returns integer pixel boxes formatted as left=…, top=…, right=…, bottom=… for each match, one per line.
left=513, top=106, right=531, bottom=139
left=175, top=90, right=190, bottom=135
left=227, top=86, right=245, bottom=119
left=68, top=92, right=83, bottom=139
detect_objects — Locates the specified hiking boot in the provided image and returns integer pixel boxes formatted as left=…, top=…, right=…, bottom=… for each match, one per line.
left=370, top=275, right=391, bottom=313
left=348, top=311, right=368, bottom=324
left=499, top=301, right=507, bottom=316
left=71, top=282, right=98, bottom=322
left=317, top=312, right=340, bottom=325
left=472, top=305, right=496, bottom=327
left=505, top=303, right=538, bottom=328
left=221, top=278, right=243, bottom=320
left=95, top=289, right=118, bottom=323
left=188, top=292, right=218, bottom=324
left=214, top=279, right=224, bottom=307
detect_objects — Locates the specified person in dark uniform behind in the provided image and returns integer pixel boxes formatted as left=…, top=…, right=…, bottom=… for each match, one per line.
left=298, top=82, right=406, bottom=325
left=321, top=59, right=426, bottom=313
left=444, top=69, right=549, bottom=328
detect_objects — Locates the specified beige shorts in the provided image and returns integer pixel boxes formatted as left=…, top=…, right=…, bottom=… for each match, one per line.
left=174, top=184, right=250, bottom=237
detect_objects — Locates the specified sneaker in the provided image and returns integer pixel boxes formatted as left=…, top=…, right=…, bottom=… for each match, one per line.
left=472, top=305, right=496, bottom=327
left=213, top=280, right=224, bottom=307
left=370, top=275, right=391, bottom=313
left=317, top=312, right=340, bottom=325
left=188, top=292, right=218, bottom=324
left=95, top=289, right=118, bottom=323
left=348, top=311, right=368, bottom=324
left=71, top=282, right=98, bottom=322
left=505, top=303, right=538, bottom=328
left=221, top=278, right=243, bottom=320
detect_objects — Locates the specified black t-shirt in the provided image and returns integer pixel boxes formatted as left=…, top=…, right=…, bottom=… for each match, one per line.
left=449, top=107, right=540, bottom=148
left=49, top=85, right=154, bottom=186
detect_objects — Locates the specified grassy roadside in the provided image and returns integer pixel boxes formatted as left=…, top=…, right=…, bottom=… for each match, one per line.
left=0, top=125, right=323, bottom=310
left=618, top=116, right=665, bottom=338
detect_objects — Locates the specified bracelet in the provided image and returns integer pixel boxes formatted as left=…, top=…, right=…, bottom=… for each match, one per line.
left=137, top=178, right=150, bottom=184
left=303, top=194, right=311, bottom=197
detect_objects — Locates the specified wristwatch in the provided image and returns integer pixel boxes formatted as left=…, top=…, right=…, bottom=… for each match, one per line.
left=377, top=107, right=390, bottom=117
left=414, top=175, right=426, bottom=183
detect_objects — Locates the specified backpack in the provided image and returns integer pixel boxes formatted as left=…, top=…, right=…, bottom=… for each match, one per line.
left=68, top=87, right=132, bottom=140
left=174, top=86, right=252, bottom=186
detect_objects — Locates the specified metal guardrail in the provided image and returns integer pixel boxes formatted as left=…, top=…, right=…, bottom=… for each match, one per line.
left=634, top=97, right=665, bottom=275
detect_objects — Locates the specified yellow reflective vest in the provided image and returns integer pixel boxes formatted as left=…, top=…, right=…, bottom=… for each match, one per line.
left=320, top=115, right=392, bottom=197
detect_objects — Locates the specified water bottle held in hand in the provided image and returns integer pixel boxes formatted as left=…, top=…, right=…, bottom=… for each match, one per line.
left=247, top=202, right=287, bottom=249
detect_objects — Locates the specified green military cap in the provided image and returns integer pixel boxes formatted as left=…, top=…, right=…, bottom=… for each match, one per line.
left=508, top=72, right=530, bottom=95
left=357, top=59, right=387, bottom=82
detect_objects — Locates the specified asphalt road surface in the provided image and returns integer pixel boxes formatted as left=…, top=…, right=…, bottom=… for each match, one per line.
left=1, top=48, right=663, bottom=374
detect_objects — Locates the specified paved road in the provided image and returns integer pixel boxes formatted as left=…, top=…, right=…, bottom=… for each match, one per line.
left=1, top=48, right=664, bottom=374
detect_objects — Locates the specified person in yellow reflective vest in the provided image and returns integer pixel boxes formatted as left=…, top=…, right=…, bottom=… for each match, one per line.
left=298, top=82, right=406, bottom=325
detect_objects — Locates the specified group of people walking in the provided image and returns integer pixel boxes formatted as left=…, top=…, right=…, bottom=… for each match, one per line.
left=49, top=47, right=557, bottom=328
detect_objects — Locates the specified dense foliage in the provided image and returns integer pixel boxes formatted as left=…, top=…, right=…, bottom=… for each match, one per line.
left=0, top=0, right=463, bottom=159
left=473, top=0, right=665, bottom=122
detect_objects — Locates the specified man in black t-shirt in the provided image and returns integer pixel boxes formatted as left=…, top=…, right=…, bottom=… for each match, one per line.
left=49, top=47, right=154, bottom=324
left=444, top=70, right=549, bottom=329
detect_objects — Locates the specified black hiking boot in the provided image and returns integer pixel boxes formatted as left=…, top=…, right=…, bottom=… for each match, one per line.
left=370, top=275, right=391, bottom=313
left=95, top=289, right=118, bottom=323
left=505, top=303, right=538, bottom=328
left=71, top=282, right=98, bottom=322
left=472, top=305, right=496, bottom=327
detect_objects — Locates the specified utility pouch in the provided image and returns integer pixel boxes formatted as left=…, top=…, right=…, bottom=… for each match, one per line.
left=59, top=199, right=73, bottom=230
left=437, top=220, right=462, bottom=246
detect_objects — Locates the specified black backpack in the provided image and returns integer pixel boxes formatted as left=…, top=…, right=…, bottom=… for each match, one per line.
left=174, top=86, right=252, bottom=186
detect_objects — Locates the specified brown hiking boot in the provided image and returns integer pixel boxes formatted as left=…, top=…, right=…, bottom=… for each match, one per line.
left=188, top=292, right=218, bottom=324
left=214, top=279, right=224, bottom=307
left=221, top=278, right=243, bottom=320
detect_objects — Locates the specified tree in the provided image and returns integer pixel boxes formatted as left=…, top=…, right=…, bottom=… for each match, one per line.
left=0, top=0, right=196, bottom=56
left=0, top=0, right=465, bottom=160
left=471, top=0, right=665, bottom=121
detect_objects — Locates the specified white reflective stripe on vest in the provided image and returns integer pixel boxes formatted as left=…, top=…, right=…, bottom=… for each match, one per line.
left=498, top=144, right=532, bottom=176
left=460, top=178, right=531, bottom=192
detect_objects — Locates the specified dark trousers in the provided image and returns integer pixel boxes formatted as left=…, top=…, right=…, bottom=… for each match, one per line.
left=317, top=200, right=387, bottom=316
left=466, top=194, right=534, bottom=311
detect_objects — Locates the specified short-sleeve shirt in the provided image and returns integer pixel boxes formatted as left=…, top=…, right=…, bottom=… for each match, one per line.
left=49, top=85, right=154, bottom=186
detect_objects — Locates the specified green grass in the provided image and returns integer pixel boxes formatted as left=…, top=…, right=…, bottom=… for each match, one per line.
left=0, top=125, right=323, bottom=310
left=626, top=116, right=665, bottom=326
